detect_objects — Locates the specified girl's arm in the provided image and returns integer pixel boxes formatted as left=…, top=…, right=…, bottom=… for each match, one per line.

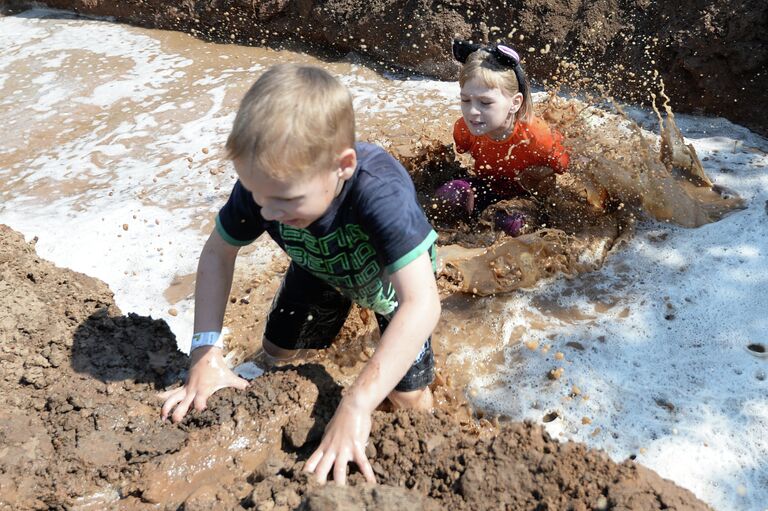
left=453, top=117, right=473, bottom=154
left=528, top=117, right=570, bottom=172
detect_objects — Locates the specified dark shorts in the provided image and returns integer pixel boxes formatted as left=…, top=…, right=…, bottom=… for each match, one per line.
left=264, top=263, right=435, bottom=392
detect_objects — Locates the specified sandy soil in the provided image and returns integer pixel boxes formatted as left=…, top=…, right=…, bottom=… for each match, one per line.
left=0, top=224, right=714, bottom=510
left=1, top=0, right=765, bottom=136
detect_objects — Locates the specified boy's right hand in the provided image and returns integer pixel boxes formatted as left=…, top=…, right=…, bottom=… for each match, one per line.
left=159, top=346, right=249, bottom=423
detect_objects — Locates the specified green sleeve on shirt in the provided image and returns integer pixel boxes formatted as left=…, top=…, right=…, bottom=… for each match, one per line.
left=386, top=230, right=438, bottom=274
left=215, top=215, right=256, bottom=246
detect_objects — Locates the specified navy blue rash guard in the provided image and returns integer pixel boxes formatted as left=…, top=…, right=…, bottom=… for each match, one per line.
left=216, top=142, right=437, bottom=317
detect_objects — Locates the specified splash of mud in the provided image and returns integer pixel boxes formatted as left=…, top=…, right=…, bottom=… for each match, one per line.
left=395, top=91, right=744, bottom=296
left=0, top=224, right=713, bottom=510
left=542, top=90, right=744, bottom=228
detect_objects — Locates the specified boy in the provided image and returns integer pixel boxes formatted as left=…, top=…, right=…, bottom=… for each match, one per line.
left=159, top=64, right=441, bottom=486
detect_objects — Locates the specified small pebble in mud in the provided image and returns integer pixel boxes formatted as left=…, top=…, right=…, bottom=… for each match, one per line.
left=595, top=496, right=609, bottom=510
left=525, top=340, right=539, bottom=351
left=168, top=308, right=178, bottom=316
left=122, top=224, right=129, bottom=231
left=202, top=147, right=209, bottom=154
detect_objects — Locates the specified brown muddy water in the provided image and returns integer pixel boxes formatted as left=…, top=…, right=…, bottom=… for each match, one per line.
left=1, top=8, right=765, bottom=511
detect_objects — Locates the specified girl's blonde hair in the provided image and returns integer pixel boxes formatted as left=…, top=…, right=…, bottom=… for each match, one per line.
left=459, top=50, right=533, bottom=124
left=226, top=64, right=355, bottom=179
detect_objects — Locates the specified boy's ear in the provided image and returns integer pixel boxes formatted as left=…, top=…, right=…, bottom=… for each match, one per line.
left=337, top=148, right=357, bottom=180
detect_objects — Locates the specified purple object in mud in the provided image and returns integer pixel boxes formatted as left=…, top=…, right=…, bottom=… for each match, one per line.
left=434, top=179, right=474, bottom=213
left=495, top=210, right=527, bottom=237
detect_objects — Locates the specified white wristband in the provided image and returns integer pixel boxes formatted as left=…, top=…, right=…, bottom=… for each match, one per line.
left=190, top=331, right=224, bottom=351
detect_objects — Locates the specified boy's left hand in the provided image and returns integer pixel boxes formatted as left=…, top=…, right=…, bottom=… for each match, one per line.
left=303, top=398, right=376, bottom=486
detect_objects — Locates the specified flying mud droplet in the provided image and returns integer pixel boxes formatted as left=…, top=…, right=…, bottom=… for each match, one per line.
left=746, top=342, right=767, bottom=358
left=168, top=308, right=178, bottom=316
left=654, top=398, right=675, bottom=412
left=547, top=367, right=564, bottom=380
left=581, top=417, right=592, bottom=425
left=542, top=411, right=559, bottom=423
left=525, top=340, right=539, bottom=351
left=122, top=224, right=129, bottom=231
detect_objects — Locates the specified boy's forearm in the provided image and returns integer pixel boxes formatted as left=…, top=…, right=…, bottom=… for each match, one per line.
left=192, top=233, right=239, bottom=335
left=344, top=297, right=440, bottom=413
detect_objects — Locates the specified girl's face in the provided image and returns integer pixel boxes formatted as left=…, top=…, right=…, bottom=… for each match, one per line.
left=460, top=77, right=523, bottom=140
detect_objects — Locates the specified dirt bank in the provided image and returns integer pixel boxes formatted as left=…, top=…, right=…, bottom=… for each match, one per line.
left=0, top=223, right=714, bottom=510
left=1, top=0, right=766, bottom=135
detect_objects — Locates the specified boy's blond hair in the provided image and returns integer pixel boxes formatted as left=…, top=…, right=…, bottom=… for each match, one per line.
left=459, top=50, right=533, bottom=124
left=226, top=64, right=355, bottom=179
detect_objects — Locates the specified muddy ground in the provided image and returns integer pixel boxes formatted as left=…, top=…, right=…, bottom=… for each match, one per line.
left=0, top=224, right=715, bottom=510
left=1, top=0, right=766, bottom=135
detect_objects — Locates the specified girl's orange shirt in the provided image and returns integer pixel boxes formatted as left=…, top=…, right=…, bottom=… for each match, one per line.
left=453, top=115, right=569, bottom=193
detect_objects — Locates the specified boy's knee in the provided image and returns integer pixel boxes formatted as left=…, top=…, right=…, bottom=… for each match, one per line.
left=262, top=338, right=300, bottom=361
left=388, top=386, right=433, bottom=411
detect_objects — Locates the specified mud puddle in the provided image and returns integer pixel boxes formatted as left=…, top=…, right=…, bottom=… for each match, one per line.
left=0, top=225, right=713, bottom=510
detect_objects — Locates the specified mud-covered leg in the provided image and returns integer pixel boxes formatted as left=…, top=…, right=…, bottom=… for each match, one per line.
left=388, top=386, right=434, bottom=410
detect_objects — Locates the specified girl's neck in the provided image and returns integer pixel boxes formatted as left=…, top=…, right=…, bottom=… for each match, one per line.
left=487, top=117, right=516, bottom=141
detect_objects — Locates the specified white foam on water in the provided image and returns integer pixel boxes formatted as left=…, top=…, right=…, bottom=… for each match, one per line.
left=1, top=9, right=767, bottom=510
left=465, top=124, right=768, bottom=509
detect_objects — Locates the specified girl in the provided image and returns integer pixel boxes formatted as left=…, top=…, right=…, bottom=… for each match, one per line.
left=435, top=40, right=569, bottom=236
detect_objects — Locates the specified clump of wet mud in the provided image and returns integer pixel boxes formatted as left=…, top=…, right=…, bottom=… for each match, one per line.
left=0, top=224, right=712, bottom=510
left=393, top=93, right=744, bottom=296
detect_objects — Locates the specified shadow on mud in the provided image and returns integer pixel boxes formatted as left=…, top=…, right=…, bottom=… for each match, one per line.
left=71, top=308, right=187, bottom=387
